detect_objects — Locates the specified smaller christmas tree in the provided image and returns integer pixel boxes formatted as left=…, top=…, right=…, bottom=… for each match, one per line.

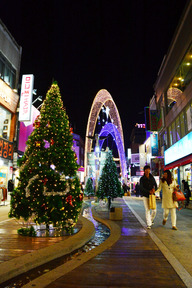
left=84, top=178, right=94, bottom=197
left=97, top=149, right=123, bottom=209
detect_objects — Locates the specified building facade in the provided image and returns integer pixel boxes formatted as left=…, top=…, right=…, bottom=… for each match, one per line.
left=0, top=19, right=22, bottom=196
left=153, top=1, right=192, bottom=188
left=72, top=133, right=85, bottom=182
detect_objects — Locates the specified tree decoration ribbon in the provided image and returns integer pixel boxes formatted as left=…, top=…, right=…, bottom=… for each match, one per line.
left=25, top=175, right=39, bottom=197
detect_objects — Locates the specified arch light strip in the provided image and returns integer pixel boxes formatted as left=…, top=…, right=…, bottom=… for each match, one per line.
left=84, top=89, right=126, bottom=178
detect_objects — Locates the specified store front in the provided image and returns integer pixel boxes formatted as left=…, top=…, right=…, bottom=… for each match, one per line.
left=0, top=79, right=19, bottom=200
left=164, top=132, right=192, bottom=189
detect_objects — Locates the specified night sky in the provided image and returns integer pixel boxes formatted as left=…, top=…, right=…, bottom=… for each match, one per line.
left=1, top=0, right=188, bottom=149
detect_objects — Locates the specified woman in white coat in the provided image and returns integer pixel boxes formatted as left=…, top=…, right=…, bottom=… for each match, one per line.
left=156, top=170, right=178, bottom=230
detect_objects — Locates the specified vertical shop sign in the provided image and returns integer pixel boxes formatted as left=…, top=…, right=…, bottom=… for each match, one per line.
left=150, top=110, right=157, bottom=131
left=0, top=138, right=13, bottom=160
left=19, top=74, right=34, bottom=122
left=151, top=132, right=158, bottom=156
left=144, top=107, right=150, bottom=130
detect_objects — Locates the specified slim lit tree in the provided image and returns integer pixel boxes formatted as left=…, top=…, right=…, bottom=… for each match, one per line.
left=97, top=150, right=123, bottom=209
left=84, top=178, right=94, bottom=197
left=9, top=83, right=83, bottom=233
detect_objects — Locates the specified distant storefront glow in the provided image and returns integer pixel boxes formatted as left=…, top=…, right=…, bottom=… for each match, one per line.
left=164, top=131, right=192, bottom=165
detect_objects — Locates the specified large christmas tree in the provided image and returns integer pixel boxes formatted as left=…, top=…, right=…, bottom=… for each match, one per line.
left=97, top=150, right=123, bottom=209
left=9, top=83, right=83, bottom=233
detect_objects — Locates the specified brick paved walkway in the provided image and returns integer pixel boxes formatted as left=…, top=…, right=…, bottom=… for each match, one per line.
left=46, top=198, right=186, bottom=288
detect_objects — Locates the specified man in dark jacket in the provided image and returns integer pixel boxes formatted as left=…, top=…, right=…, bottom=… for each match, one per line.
left=140, top=165, right=157, bottom=229
left=135, top=182, right=140, bottom=197
left=182, top=180, right=191, bottom=207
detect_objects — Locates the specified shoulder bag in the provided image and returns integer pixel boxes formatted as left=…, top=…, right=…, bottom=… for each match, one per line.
left=172, top=189, right=186, bottom=202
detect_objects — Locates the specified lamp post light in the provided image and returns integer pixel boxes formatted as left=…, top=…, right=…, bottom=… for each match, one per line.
left=32, top=95, right=43, bottom=110
left=32, top=95, right=43, bottom=105
left=94, top=137, right=101, bottom=192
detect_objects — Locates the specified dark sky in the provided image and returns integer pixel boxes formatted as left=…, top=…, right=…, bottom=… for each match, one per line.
left=1, top=0, right=188, bottom=149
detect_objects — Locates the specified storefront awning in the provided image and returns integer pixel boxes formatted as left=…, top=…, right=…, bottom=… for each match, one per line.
left=164, top=154, right=192, bottom=170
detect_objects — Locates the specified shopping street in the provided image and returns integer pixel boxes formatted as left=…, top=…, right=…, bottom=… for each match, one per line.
left=0, top=196, right=191, bottom=287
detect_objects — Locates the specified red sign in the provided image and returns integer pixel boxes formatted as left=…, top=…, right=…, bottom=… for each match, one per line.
left=0, top=138, right=13, bottom=160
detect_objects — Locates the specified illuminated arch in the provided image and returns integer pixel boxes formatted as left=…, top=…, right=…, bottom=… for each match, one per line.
left=99, top=123, right=127, bottom=177
left=84, top=89, right=127, bottom=178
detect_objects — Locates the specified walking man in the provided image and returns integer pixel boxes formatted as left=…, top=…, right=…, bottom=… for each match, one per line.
left=182, top=179, right=191, bottom=207
left=140, top=165, right=157, bottom=229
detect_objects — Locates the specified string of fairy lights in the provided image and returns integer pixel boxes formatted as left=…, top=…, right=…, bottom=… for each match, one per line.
left=9, top=83, right=83, bottom=233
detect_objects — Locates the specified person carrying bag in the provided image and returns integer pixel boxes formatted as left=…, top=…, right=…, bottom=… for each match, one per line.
left=155, top=170, right=178, bottom=230
left=139, top=165, right=157, bottom=229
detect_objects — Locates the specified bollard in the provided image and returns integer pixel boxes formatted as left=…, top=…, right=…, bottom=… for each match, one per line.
left=109, top=207, right=123, bottom=220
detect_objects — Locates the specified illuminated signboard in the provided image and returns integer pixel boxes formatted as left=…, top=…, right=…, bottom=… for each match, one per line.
left=19, top=74, right=34, bottom=122
left=164, top=131, right=192, bottom=165
left=135, top=123, right=145, bottom=128
left=0, top=138, right=13, bottom=160
left=150, top=132, right=158, bottom=156
left=131, top=153, right=140, bottom=164
left=127, top=148, right=131, bottom=160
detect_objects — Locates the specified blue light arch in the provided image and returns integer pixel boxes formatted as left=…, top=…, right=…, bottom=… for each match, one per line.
left=99, top=123, right=127, bottom=178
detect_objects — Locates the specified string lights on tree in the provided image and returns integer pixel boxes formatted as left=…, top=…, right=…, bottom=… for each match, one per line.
left=9, top=82, right=83, bottom=234
left=97, top=149, right=124, bottom=209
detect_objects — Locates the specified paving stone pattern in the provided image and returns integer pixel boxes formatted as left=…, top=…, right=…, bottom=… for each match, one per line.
left=46, top=199, right=186, bottom=288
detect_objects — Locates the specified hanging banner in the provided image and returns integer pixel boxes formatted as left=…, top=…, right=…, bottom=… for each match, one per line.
left=151, top=132, right=158, bottom=156
left=19, top=74, right=34, bottom=122
left=150, top=110, right=158, bottom=131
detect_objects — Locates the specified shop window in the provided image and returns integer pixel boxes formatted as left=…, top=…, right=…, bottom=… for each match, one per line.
left=171, top=122, right=177, bottom=144
left=163, top=131, right=168, bottom=149
left=180, top=111, right=185, bottom=138
left=168, top=126, right=172, bottom=147
left=4, top=66, right=10, bottom=85
left=0, top=53, right=16, bottom=89
left=0, top=60, right=3, bottom=78
left=165, top=43, right=192, bottom=114
left=186, top=104, right=192, bottom=132
left=176, top=116, right=181, bottom=141
left=9, top=71, right=16, bottom=88
left=0, top=163, right=8, bottom=188
left=0, top=106, right=11, bottom=140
